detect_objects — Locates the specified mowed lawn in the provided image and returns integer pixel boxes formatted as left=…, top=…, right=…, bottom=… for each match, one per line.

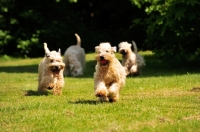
left=0, top=51, right=200, bottom=132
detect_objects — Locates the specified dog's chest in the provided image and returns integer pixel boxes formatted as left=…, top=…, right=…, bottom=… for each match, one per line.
left=50, top=74, right=62, bottom=83
left=53, top=77, right=58, bottom=84
left=99, top=69, right=116, bottom=84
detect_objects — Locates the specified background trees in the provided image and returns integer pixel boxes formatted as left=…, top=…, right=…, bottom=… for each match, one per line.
left=0, top=0, right=200, bottom=62
left=131, top=0, right=200, bottom=61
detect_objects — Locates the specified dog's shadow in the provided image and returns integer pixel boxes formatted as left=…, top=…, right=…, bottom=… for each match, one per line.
left=24, top=90, right=49, bottom=96
left=69, top=99, right=101, bottom=105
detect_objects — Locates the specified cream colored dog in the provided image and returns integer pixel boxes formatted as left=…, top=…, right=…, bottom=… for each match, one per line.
left=118, top=41, right=145, bottom=76
left=38, top=43, right=65, bottom=95
left=94, top=43, right=126, bottom=102
left=63, top=33, right=85, bottom=77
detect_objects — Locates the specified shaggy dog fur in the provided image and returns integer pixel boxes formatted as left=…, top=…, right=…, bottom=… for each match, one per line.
left=38, top=43, right=65, bottom=95
left=118, top=41, right=145, bottom=76
left=63, top=33, right=85, bottom=77
left=94, top=42, right=126, bottom=102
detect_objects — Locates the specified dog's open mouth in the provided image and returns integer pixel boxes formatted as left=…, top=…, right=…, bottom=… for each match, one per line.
left=100, top=59, right=108, bottom=66
left=52, top=69, right=60, bottom=74
left=51, top=66, right=61, bottom=75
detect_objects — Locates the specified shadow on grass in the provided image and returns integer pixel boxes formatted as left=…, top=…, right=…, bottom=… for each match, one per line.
left=190, top=87, right=200, bottom=92
left=0, top=60, right=95, bottom=76
left=69, top=99, right=100, bottom=105
left=24, top=90, right=49, bottom=96
left=138, top=54, right=200, bottom=77
left=83, top=60, right=96, bottom=78
left=0, top=65, right=38, bottom=73
left=1, top=54, right=200, bottom=77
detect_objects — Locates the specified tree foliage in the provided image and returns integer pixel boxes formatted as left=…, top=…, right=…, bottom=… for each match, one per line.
left=0, top=0, right=200, bottom=61
left=0, top=0, right=145, bottom=57
left=0, top=0, right=86, bottom=57
left=131, top=0, right=200, bottom=61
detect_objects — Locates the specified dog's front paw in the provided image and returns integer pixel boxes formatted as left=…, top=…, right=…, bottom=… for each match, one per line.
left=99, top=96, right=109, bottom=102
left=108, top=94, right=119, bottom=102
left=95, top=90, right=107, bottom=97
left=109, top=97, right=117, bottom=102
left=47, top=83, right=54, bottom=90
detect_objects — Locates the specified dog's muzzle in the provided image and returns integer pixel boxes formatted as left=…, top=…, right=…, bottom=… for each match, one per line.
left=50, top=66, right=62, bottom=75
left=99, top=56, right=108, bottom=66
left=119, top=49, right=127, bottom=55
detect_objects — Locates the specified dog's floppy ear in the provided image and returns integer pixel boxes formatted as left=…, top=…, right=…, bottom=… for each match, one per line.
left=95, top=46, right=99, bottom=53
left=112, top=46, right=117, bottom=52
left=118, top=43, right=122, bottom=48
left=69, top=64, right=74, bottom=70
left=44, top=43, right=50, bottom=54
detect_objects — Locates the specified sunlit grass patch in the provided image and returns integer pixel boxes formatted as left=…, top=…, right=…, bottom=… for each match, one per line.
left=0, top=51, right=200, bottom=132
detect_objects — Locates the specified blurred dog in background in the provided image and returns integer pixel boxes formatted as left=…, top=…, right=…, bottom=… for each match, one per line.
left=118, top=41, right=145, bottom=76
left=63, top=33, right=85, bottom=77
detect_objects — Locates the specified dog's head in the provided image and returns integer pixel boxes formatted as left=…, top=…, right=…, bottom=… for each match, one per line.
left=69, top=63, right=83, bottom=77
left=95, top=42, right=116, bottom=67
left=118, top=42, right=132, bottom=56
left=44, top=43, right=65, bottom=76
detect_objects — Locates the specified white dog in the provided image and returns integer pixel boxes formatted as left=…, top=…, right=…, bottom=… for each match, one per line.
left=63, top=33, right=85, bottom=77
left=118, top=41, right=145, bottom=76
left=38, top=43, right=65, bottom=95
left=94, top=43, right=126, bottom=102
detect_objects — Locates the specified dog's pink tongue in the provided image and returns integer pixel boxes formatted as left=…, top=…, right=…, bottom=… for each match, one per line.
left=100, top=60, right=107, bottom=64
left=54, top=70, right=60, bottom=75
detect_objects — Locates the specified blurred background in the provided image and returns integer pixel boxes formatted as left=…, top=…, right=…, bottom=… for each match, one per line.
left=0, top=0, right=199, bottom=62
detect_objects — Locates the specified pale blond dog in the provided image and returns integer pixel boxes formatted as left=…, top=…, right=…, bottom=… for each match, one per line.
left=63, top=33, right=85, bottom=77
left=38, top=43, right=65, bottom=95
left=118, top=41, right=145, bottom=76
left=94, top=43, right=126, bottom=102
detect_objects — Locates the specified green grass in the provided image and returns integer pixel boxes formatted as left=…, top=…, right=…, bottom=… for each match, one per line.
left=0, top=51, right=200, bottom=132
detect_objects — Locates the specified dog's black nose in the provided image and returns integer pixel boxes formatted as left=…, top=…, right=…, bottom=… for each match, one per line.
left=100, top=56, right=104, bottom=60
left=55, top=66, right=59, bottom=69
left=121, top=50, right=126, bottom=55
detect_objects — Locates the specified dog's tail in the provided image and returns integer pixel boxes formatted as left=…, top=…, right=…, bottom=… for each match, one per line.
left=132, top=41, right=138, bottom=54
left=75, top=33, right=81, bottom=46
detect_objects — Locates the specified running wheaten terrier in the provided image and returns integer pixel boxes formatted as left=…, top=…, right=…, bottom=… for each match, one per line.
left=118, top=41, right=145, bottom=76
left=38, top=43, right=65, bottom=95
left=63, top=33, right=85, bottom=77
left=94, top=42, right=126, bottom=102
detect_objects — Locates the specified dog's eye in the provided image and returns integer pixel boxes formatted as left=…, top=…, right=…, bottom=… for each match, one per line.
left=106, top=50, right=109, bottom=53
left=50, top=60, right=54, bottom=63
